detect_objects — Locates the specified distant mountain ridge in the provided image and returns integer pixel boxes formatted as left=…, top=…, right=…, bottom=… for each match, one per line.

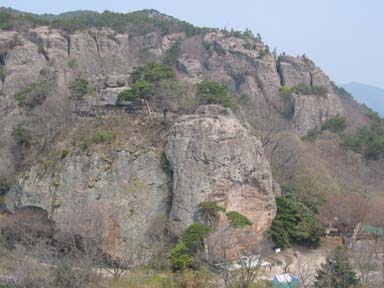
left=343, top=82, right=384, bottom=116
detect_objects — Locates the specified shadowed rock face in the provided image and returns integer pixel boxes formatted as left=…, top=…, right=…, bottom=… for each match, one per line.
left=5, top=151, right=170, bottom=264
left=165, top=105, right=276, bottom=242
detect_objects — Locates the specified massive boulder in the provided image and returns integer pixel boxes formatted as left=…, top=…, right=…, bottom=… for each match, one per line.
left=5, top=151, right=170, bottom=264
left=165, top=105, right=276, bottom=246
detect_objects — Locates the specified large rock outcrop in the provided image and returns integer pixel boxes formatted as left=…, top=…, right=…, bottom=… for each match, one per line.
left=165, top=105, right=276, bottom=242
left=278, top=56, right=344, bottom=134
left=5, top=151, right=170, bottom=264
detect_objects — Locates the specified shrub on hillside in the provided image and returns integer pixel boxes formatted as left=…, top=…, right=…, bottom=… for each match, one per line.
left=342, top=117, right=384, bottom=161
left=117, top=81, right=153, bottom=104
left=14, top=81, right=50, bottom=110
left=269, top=196, right=324, bottom=249
left=279, top=86, right=293, bottom=98
left=314, top=246, right=358, bottom=288
left=69, top=77, right=90, bottom=99
left=321, top=115, right=347, bottom=133
left=195, top=81, right=234, bottom=108
left=302, top=129, right=319, bottom=142
left=291, top=82, right=328, bottom=96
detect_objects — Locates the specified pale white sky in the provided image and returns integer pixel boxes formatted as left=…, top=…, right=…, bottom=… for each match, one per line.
left=1, top=0, right=383, bottom=87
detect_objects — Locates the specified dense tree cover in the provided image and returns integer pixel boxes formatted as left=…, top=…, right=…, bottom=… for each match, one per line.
left=0, top=11, right=49, bottom=30
left=269, top=196, right=324, bottom=249
left=314, top=246, right=358, bottom=288
left=195, top=81, right=234, bottom=108
left=343, top=116, right=384, bottom=160
left=321, top=115, right=347, bottom=133
left=0, top=9, right=200, bottom=36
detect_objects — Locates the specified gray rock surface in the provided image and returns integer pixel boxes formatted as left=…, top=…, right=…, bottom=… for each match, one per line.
left=5, top=151, right=170, bottom=264
left=165, top=105, right=276, bottom=240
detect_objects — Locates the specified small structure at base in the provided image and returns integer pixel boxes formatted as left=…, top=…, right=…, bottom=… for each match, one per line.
left=272, top=274, right=299, bottom=288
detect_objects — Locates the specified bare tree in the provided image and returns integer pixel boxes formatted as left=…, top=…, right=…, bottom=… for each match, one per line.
left=319, top=193, right=371, bottom=246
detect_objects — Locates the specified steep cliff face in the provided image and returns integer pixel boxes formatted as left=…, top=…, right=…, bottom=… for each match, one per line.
left=4, top=105, right=277, bottom=263
left=5, top=151, right=170, bottom=264
left=0, top=26, right=348, bottom=176
left=278, top=56, right=344, bottom=134
left=165, top=105, right=276, bottom=239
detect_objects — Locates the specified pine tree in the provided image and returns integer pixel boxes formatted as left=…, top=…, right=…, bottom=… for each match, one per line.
left=314, top=246, right=358, bottom=288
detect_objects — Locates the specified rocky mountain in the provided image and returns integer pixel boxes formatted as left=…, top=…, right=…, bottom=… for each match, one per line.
left=0, top=9, right=382, bottom=266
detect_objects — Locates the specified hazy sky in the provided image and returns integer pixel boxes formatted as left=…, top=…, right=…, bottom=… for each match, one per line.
left=1, top=0, right=383, bottom=87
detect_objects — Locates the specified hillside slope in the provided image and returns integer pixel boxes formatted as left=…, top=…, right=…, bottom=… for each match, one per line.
left=0, top=9, right=383, bottom=266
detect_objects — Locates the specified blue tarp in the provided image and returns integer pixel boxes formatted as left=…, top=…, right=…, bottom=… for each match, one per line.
left=272, top=274, right=299, bottom=288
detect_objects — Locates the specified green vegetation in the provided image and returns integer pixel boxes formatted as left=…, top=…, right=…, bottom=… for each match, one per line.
left=117, top=62, right=176, bottom=105
left=342, top=116, right=384, bottom=161
left=68, top=77, right=90, bottom=99
left=293, top=82, right=328, bottom=96
left=280, top=83, right=328, bottom=98
left=171, top=207, right=252, bottom=272
left=37, top=43, right=49, bottom=60
left=198, top=201, right=225, bottom=215
left=131, top=62, right=175, bottom=84
left=170, top=240, right=194, bottom=271
left=321, top=115, right=347, bottom=133
left=198, top=201, right=224, bottom=228
left=269, top=196, right=324, bottom=249
left=0, top=8, right=201, bottom=36
left=14, top=81, right=50, bottom=110
left=314, top=246, right=358, bottom=288
left=9, top=33, right=22, bottom=48
left=0, top=11, right=49, bottom=30
left=163, top=41, right=181, bottom=66
left=67, top=58, right=77, bottom=69
left=52, top=10, right=199, bottom=36
left=226, top=211, right=253, bottom=228
left=93, top=130, right=117, bottom=144
left=171, top=223, right=211, bottom=272
left=0, top=66, right=6, bottom=83
left=195, top=81, right=234, bottom=108
left=11, top=125, right=30, bottom=148
left=181, top=223, right=212, bottom=248
left=279, top=86, right=293, bottom=98
left=117, top=81, right=153, bottom=104
left=238, top=92, right=250, bottom=105
left=303, top=129, right=319, bottom=142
